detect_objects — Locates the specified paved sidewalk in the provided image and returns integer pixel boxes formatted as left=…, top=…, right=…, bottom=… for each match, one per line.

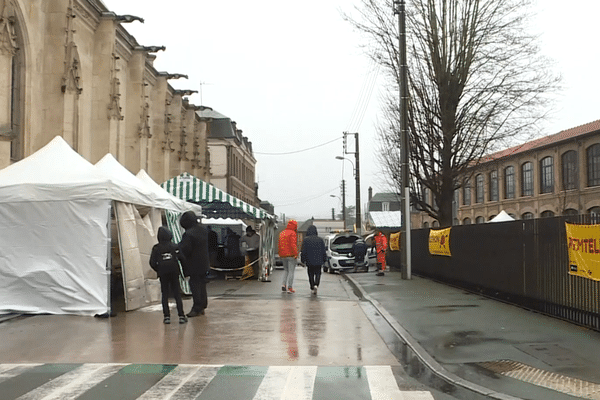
left=346, top=271, right=600, bottom=400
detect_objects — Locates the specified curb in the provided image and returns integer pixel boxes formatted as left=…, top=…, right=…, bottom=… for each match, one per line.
left=343, top=273, right=522, bottom=400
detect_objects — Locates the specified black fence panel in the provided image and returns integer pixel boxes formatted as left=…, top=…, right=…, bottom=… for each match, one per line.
left=411, top=216, right=600, bottom=331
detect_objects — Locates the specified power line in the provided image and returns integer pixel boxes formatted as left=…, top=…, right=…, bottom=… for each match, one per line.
left=274, top=186, right=340, bottom=208
left=254, top=136, right=341, bottom=155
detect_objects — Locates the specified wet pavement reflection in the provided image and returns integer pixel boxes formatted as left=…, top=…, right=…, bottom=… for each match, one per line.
left=0, top=271, right=399, bottom=367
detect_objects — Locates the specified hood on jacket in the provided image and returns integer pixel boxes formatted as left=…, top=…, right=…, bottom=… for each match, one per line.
left=286, top=220, right=298, bottom=231
left=306, top=225, right=318, bottom=236
left=180, top=211, right=199, bottom=230
left=157, top=226, right=173, bottom=243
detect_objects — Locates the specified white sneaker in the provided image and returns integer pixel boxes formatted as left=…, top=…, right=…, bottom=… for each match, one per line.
left=314, top=285, right=318, bottom=295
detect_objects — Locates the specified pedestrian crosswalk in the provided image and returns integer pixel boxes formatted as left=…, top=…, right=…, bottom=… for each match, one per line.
left=0, top=363, right=434, bottom=400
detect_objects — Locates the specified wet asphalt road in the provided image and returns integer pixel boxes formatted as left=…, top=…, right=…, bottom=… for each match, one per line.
left=0, top=268, right=449, bottom=399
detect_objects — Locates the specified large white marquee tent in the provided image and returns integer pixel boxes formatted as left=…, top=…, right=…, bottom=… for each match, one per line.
left=0, top=136, right=199, bottom=316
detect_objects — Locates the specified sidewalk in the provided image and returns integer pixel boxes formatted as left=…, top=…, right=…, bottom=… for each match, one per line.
left=346, top=271, right=600, bottom=400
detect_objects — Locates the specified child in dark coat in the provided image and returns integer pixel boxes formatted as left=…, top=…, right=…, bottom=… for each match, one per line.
left=150, top=226, right=187, bottom=324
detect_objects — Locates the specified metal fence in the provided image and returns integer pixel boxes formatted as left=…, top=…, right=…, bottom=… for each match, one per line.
left=411, top=215, right=600, bottom=331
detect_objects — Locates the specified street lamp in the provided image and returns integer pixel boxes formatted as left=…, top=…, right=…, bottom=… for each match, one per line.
left=330, top=194, right=346, bottom=229
left=335, top=152, right=361, bottom=234
left=335, top=156, right=355, bottom=177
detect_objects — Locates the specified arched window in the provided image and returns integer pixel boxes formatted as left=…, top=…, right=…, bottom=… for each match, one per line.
left=463, top=179, right=471, bottom=206
left=587, top=144, right=600, bottom=187
left=541, top=210, right=555, bottom=218
left=563, top=208, right=578, bottom=216
left=489, top=170, right=499, bottom=201
left=521, top=162, right=533, bottom=196
left=475, top=216, right=485, bottom=224
left=432, top=221, right=440, bottom=228
left=522, top=212, right=534, bottom=220
left=562, top=151, right=578, bottom=190
left=463, top=217, right=471, bottom=225
left=423, top=221, right=429, bottom=228
left=504, top=166, right=515, bottom=199
left=475, top=174, right=484, bottom=203
left=540, top=156, right=554, bottom=194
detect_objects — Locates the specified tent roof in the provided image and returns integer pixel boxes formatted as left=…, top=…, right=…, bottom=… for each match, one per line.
left=162, top=172, right=274, bottom=220
left=136, top=169, right=203, bottom=214
left=0, top=136, right=112, bottom=202
left=488, top=210, right=515, bottom=223
left=95, top=154, right=157, bottom=207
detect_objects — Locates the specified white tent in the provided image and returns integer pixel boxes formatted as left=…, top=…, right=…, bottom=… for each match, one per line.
left=0, top=137, right=175, bottom=316
left=488, top=210, right=515, bottom=223
left=136, top=169, right=201, bottom=214
left=0, top=137, right=123, bottom=316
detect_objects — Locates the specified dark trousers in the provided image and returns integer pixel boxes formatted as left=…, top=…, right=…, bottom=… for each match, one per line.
left=248, top=249, right=259, bottom=276
left=159, top=272, right=185, bottom=317
left=307, top=265, right=322, bottom=289
left=189, top=275, right=208, bottom=312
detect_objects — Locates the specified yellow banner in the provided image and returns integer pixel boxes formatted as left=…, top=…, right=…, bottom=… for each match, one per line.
left=429, top=227, right=451, bottom=257
left=566, top=222, right=600, bottom=281
left=389, top=232, right=401, bottom=251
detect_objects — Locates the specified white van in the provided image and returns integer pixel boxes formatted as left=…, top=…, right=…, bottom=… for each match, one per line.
left=323, top=232, right=362, bottom=273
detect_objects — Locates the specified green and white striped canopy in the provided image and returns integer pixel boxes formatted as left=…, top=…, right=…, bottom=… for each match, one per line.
left=162, top=172, right=273, bottom=221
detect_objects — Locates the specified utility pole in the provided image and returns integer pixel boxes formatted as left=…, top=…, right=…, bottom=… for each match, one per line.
left=355, top=132, right=361, bottom=235
left=342, top=132, right=362, bottom=235
left=341, top=180, right=347, bottom=230
left=394, top=0, right=411, bottom=279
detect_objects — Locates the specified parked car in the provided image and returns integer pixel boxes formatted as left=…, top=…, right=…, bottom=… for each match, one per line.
left=323, top=232, right=361, bottom=273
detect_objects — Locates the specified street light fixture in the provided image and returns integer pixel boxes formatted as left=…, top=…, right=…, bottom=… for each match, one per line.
left=335, top=150, right=361, bottom=234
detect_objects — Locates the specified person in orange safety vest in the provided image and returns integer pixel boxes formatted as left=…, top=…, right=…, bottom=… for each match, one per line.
left=373, top=231, right=388, bottom=276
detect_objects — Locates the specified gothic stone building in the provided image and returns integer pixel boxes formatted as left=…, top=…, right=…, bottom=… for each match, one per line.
left=0, top=0, right=260, bottom=207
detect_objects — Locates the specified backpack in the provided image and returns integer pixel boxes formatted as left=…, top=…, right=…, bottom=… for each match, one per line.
left=152, top=244, right=180, bottom=275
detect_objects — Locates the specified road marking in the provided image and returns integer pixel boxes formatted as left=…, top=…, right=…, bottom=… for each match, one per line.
left=1, top=364, right=433, bottom=399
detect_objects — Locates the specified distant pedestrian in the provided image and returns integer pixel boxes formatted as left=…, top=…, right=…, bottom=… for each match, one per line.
left=179, top=211, right=210, bottom=317
left=278, top=220, right=298, bottom=293
left=373, top=231, right=388, bottom=276
left=351, top=238, right=368, bottom=273
left=241, top=226, right=261, bottom=279
left=150, top=226, right=187, bottom=324
left=301, top=225, right=327, bottom=295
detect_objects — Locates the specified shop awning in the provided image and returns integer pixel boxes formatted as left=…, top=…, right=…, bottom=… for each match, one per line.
left=161, top=172, right=274, bottom=221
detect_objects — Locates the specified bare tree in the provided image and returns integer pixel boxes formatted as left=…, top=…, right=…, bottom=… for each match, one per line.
left=346, top=0, right=560, bottom=227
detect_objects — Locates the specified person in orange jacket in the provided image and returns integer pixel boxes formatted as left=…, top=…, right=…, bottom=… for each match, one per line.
left=278, top=220, right=298, bottom=293
left=373, top=230, right=388, bottom=276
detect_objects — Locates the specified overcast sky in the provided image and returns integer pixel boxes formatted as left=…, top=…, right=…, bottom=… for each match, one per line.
left=103, top=0, right=600, bottom=222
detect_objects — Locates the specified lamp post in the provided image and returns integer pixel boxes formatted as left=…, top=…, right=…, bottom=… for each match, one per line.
left=330, top=194, right=346, bottom=229
left=336, top=154, right=361, bottom=234
left=394, top=0, right=411, bottom=279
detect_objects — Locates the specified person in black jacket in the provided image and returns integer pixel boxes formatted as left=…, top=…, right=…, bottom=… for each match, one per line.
left=351, top=238, right=368, bottom=273
left=150, top=226, right=187, bottom=324
left=178, top=211, right=210, bottom=317
left=300, top=225, right=327, bottom=295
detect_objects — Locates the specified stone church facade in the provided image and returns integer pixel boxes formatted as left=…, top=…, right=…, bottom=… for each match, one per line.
left=0, top=0, right=229, bottom=190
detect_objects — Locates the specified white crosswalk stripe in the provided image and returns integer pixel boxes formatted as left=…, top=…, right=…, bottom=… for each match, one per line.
left=16, top=364, right=127, bottom=400
left=138, top=365, right=222, bottom=400
left=366, top=365, right=434, bottom=400
left=1, top=364, right=434, bottom=399
left=253, top=366, right=317, bottom=400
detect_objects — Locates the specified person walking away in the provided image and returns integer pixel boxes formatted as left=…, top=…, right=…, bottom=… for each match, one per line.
left=241, top=226, right=260, bottom=279
left=301, top=225, right=326, bottom=295
left=278, top=220, right=298, bottom=293
left=179, top=211, right=210, bottom=317
left=150, top=226, right=187, bottom=324
left=351, top=238, right=368, bottom=273
left=373, top=231, right=388, bottom=276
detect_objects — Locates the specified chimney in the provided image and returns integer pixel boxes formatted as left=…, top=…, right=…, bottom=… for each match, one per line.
left=368, top=187, right=373, bottom=201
